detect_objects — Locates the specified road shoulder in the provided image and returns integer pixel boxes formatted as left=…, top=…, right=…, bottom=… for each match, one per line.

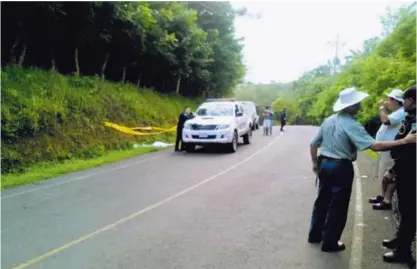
left=356, top=152, right=409, bottom=269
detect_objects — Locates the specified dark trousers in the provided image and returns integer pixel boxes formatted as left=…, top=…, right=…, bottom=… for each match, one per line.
left=394, top=166, right=416, bottom=255
left=308, top=157, right=354, bottom=247
left=175, top=130, right=183, bottom=151
left=280, top=120, right=286, bottom=131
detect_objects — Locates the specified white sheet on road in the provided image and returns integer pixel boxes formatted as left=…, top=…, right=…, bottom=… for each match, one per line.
left=139, top=141, right=173, bottom=148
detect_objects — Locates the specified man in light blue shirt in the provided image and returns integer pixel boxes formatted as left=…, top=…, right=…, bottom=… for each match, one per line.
left=369, top=88, right=406, bottom=210
left=308, top=87, right=416, bottom=253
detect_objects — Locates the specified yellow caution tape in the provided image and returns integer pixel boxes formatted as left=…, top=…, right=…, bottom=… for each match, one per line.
left=104, top=122, right=177, bottom=136
left=130, top=126, right=176, bottom=131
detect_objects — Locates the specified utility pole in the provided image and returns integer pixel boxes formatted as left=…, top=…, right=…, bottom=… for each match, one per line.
left=326, top=33, right=346, bottom=84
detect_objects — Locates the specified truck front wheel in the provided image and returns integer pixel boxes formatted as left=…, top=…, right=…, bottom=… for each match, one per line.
left=184, top=143, right=196, bottom=153
left=243, top=129, right=252, bottom=145
left=226, top=131, right=238, bottom=153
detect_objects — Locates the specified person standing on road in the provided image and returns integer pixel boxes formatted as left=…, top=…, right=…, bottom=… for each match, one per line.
left=268, top=106, right=274, bottom=135
left=307, top=87, right=416, bottom=253
left=175, top=106, right=194, bottom=152
left=280, top=108, right=287, bottom=132
left=263, top=106, right=272, bottom=136
left=381, top=86, right=416, bottom=267
left=369, top=89, right=406, bottom=210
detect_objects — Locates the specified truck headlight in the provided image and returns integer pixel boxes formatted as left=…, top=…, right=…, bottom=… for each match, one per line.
left=217, top=124, right=230, bottom=130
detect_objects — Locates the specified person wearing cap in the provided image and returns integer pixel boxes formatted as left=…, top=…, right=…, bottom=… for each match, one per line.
left=307, top=87, right=416, bottom=253
left=381, top=85, right=416, bottom=266
left=369, top=88, right=406, bottom=210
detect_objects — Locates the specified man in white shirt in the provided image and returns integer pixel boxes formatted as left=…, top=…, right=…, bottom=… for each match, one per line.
left=263, top=106, right=273, bottom=135
left=369, top=88, right=407, bottom=210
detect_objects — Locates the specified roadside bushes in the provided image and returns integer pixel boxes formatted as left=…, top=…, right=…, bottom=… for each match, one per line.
left=1, top=66, right=198, bottom=173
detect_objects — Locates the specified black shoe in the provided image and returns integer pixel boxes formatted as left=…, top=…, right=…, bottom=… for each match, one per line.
left=383, top=250, right=413, bottom=264
left=382, top=238, right=398, bottom=249
left=369, top=195, right=383, bottom=204
left=373, top=201, right=392, bottom=210
left=322, top=241, right=346, bottom=252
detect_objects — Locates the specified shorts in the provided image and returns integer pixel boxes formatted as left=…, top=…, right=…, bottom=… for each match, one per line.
left=373, top=151, right=395, bottom=181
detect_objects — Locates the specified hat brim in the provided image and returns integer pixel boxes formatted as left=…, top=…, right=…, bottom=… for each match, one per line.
left=385, top=93, right=404, bottom=103
left=333, top=92, right=369, bottom=112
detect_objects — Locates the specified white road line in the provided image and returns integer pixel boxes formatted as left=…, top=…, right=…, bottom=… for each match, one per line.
left=1, top=155, right=165, bottom=200
left=11, top=134, right=282, bottom=269
left=350, top=162, right=364, bottom=269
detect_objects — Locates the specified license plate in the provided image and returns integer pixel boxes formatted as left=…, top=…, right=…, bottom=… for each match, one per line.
left=199, top=133, right=208, bottom=138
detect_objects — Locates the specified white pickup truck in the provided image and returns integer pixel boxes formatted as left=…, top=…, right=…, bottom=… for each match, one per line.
left=182, top=99, right=252, bottom=153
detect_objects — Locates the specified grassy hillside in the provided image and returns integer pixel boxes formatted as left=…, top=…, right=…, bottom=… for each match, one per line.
left=1, top=67, right=199, bottom=188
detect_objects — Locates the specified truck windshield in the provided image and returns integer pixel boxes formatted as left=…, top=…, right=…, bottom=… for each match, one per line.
left=196, top=104, right=234, bottom=117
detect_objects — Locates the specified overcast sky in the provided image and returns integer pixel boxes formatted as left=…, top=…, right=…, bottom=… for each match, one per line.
left=231, top=0, right=410, bottom=83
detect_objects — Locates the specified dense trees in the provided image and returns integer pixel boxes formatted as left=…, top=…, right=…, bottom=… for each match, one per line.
left=306, top=4, right=416, bottom=125
left=1, top=1, right=246, bottom=98
left=1, top=2, right=248, bottom=174
left=235, top=4, right=416, bottom=126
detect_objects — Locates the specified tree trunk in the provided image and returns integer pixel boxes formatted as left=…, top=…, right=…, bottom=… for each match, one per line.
left=74, top=47, right=80, bottom=75
left=18, top=43, right=27, bottom=67
left=10, top=36, right=20, bottom=54
left=51, top=51, right=56, bottom=71
left=121, top=66, right=126, bottom=83
left=175, top=74, right=181, bottom=94
left=10, top=36, right=20, bottom=64
left=136, top=72, right=142, bottom=87
left=51, top=56, right=56, bottom=71
left=101, top=52, right=109, bottom=80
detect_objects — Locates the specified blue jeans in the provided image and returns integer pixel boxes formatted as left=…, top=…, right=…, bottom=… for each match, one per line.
left=308, top=157, right=354, bottom=247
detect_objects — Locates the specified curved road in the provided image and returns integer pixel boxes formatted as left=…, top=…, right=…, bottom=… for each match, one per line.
left=1, top=126, right=406, bottom=269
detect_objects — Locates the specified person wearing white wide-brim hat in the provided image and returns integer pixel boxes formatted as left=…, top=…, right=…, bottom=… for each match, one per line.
left=332, top=87, right=370, bottom=112
left=308, top=87, right=416, bottom=253
left=369, top=88, right=406, bottom=211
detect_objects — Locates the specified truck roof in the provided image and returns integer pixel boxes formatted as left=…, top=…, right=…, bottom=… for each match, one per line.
left=205, top=98, right=236, bottom=102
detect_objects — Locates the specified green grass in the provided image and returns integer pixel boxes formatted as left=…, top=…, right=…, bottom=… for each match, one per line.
left=1, top=145, right=170, bottom=190
left=1, top=66, right=198, bottom=189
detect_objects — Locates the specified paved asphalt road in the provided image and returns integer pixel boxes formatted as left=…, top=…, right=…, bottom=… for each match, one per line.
left=1, top=126, right=409, bottom=269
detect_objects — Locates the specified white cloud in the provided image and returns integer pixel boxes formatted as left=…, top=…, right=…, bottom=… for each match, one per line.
left=232, top=1, right=410, bottom=83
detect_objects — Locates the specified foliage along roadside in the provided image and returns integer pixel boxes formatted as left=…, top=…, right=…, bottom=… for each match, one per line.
left=1, top=66, right=199, bottom=176
left=1, top=146, right=164, bottom=190
left=2, top=2, right=250, bottom=186
left=2, top=2, right=246, bottom=98
left=235, top=4, right=416, bottom=127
